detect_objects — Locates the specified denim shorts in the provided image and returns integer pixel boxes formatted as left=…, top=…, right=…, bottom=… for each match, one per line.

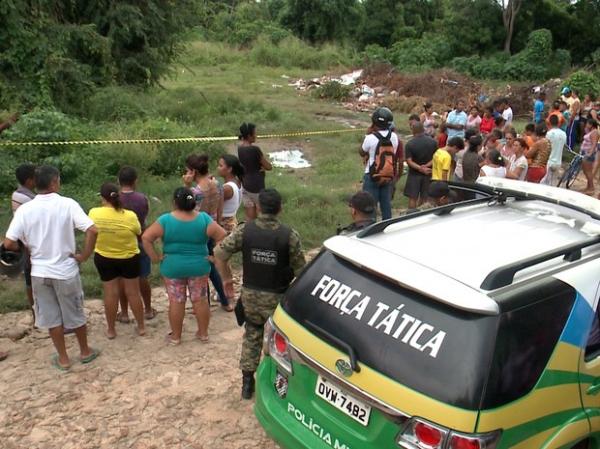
left=139, top=248, right=151, bottom=278
left=583, top=150, right=597, bottom=163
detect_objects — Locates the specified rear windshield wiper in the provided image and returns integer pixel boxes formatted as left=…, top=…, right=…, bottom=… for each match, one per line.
left=305, top=320, right=361, bottom=373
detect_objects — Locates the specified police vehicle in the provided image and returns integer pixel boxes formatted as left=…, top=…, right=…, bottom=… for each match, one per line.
left=255, top=178, right=600, bottom=449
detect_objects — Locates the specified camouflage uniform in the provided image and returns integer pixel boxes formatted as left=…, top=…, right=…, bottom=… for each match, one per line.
left=215, top=214, right=305, bottom=371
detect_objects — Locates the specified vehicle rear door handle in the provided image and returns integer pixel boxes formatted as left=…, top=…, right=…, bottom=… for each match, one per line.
left=587, top=379, right=600, bottom=396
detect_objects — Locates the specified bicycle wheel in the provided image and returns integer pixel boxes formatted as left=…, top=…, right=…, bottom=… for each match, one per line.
left=565, top=157, right=583, bottom=189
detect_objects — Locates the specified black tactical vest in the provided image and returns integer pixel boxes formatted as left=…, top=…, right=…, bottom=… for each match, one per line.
left=242, top=221, right=293, bottom=293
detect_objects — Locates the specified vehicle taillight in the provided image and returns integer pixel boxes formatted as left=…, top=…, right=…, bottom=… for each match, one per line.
left=397, top=419, right=447, bottom=449
left=274, top=332, right=288, bottom=354
left=449, top=436, right=480, bottom=449
left=448, top=431, right=500, bottom=449
left=397, top=419, right=500, bottom=449
left=265, top=318, right=293, bottom=375
left=415, top=422, right=443, bottom=447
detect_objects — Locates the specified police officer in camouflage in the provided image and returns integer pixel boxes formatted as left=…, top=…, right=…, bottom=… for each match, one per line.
left=337, top=191, right=376, bottom=235
left=215, top=189, right=305, bottom=400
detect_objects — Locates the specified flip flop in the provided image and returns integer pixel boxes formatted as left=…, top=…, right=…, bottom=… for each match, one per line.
left=51, top=354, right=71, bottom=372
left=80, top=348, right=101, bottom=364
left=195, top=333, right=209, bottom=343
left=144, top=308, right=158, bottom=320
left=221, top=304, right=234, bottom=313
left=165, top=333, right=181, bottom=346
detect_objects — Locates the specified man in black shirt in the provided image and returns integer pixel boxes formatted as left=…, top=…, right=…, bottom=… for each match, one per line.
left=404, top=122, right=437, bottom=209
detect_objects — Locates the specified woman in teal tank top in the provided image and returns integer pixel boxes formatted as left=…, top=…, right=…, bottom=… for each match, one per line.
left=142, top=188, right=227, bottom=345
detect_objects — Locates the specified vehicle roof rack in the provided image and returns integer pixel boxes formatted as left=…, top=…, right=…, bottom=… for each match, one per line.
left=358, top=185, right=496, bottom=238
left=358, top=181, right=600, bottom=239
left=480, top=235, right=600, bottom=290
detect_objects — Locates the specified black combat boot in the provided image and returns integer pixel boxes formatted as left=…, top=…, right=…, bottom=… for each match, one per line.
left=241, top=370, right=255, bottom=400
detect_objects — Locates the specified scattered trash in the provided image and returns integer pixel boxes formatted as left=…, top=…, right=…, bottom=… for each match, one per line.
left=281, top=74, right=290, bottom=79
left=288, top=63, right=553, bottom=118
left=269, top=149, right=311, bottom=169
left=288, top=69, right=363, bottom=92
left=339, top=69, right=363, bottom=86
left=272, top=84, right=283, bottom=89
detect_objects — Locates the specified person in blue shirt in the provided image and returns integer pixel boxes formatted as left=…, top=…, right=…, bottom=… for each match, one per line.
left=534, top=92, right=546, bottom=124
left=446, top=100, right=468, bottom=140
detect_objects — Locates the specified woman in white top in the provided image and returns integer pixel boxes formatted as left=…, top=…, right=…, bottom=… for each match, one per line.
left=478, top=149, right=507, bottom=180
left=506, top=138, right=529, bottom=181
left=217, top=154, right=244, bottom=234
left=420, top=102, right=437, bottom=137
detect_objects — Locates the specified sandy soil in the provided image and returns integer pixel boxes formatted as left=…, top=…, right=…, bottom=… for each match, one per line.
left=0, top=286, right=280, bottom=449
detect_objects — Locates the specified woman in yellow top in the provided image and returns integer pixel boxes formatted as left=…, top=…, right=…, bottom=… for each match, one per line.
left=89, top=183, right=145, bottom=339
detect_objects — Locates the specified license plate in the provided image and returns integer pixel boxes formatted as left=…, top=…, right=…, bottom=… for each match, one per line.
left=315, top=376, right=371, bottom=426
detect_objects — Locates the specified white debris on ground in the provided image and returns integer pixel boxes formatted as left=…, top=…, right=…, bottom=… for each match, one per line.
left=288, top=69, right=364, bottom=91
left=269, top=149, right=311, bottom=169
left=287, top=68, right=378, bottom=113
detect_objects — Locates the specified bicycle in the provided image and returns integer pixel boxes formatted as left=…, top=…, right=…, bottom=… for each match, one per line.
left=557, top=145, right=583, bottom=189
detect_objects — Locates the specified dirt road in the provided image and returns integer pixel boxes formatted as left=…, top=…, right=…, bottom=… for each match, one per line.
left=0, top=288, right=280, bottom=449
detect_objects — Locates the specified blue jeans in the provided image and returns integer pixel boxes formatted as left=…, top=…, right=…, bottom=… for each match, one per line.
left=207, top=239, right=228, bottom=306
left=363, top=174, right=393, bottom=220
left=567, top=118, right=579, bottom=149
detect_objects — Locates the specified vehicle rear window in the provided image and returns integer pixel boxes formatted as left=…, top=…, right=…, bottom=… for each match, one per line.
left=282, top=251, right=499, bottom=410
left=282, top=251, right=577, bottom=411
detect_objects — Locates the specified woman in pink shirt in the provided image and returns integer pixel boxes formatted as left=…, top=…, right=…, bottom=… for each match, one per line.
left=466, top=106, right=482, bottom=132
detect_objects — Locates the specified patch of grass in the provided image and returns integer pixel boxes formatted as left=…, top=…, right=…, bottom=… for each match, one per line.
left=0, top=40, right=384, bottom=311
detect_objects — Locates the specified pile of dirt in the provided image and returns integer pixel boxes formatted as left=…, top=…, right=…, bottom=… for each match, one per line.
left=361, top=64, right=483, bottom=111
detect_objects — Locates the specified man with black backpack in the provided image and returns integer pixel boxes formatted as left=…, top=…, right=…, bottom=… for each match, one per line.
left=359, top=107, right=399, bottom=220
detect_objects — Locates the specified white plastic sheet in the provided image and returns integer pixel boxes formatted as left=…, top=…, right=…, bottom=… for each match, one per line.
left=269, top=149, right=311, bottom=169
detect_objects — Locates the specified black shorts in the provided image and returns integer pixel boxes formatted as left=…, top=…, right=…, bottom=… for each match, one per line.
left=404, top=172, right=431, bottom=200
left=94, top=253, right=141, bottom=282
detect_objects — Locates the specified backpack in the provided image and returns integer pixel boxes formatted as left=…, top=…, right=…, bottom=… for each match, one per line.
left=369, top=131, right=396, bottom=185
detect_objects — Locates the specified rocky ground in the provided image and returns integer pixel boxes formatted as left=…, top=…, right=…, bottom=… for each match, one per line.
left=0, top=287, right=280, bottom=449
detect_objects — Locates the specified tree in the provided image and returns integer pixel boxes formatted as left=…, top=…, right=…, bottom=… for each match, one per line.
left=280, top=0, right=363, bottom=43
left=438, top=0, right=504, bottom=57
left=0, top=0, right=201, bottom=111
left=500, top=0, right=523, bottom=53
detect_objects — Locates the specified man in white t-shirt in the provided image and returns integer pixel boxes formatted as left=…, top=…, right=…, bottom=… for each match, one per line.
left=4, top=166, right=100, bottom=371
left=542, top=114, right=567, bottom=186
left=501, top=98, right=513, bottom=126
left=360, top=107, right=399, bottom=220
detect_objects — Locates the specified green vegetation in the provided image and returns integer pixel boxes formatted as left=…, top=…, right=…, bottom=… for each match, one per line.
left=2, top=0, right=598, bottom=313
left=0, top=39, right=397, bottom=312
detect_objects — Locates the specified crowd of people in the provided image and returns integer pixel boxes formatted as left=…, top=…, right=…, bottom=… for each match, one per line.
left=360, top=88, right=600, bottom=219
left=1, top=86, right=600, bottom=390
left=0, top=122, right=308, bottom=399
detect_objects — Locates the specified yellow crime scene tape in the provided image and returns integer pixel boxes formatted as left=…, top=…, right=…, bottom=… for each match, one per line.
left=0, top=128, right=364, bottom=147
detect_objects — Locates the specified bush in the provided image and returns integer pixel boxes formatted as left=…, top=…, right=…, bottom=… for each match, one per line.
left=388, top=35, right=452, bottom=72
left=361, top=44, right=389, bottom=65
left=83, top=87, right=155, bottom=122
left=313, top=81, right=352, bottom=101
left=0, top=153, right=21, bottom=196
left=565, top=70, right=600, bottom=97
left=1, top=111, right=85, bottom=161
left=249, top=35, right=352, bottom=69
left=452, top=30, right=571, bottom=81
left=553, top=49, right=572, bottom=76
